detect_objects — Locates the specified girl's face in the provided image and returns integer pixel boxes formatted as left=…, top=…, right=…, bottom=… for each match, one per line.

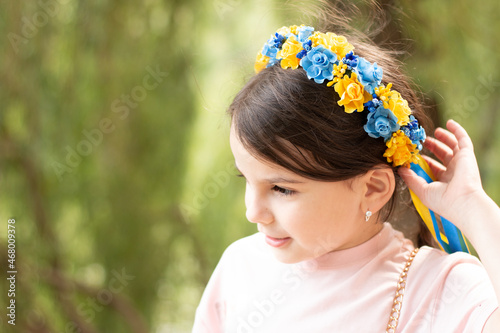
left=230, top=127, right=383, bottom=264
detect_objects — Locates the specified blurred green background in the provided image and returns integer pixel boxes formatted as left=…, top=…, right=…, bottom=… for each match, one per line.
left=1, top=0, right=499, bottom=332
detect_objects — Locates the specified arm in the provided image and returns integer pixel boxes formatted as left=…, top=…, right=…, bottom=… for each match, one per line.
left=398, top=119, right=500, bottom=332
left=462, top=191, right=500, bottom=332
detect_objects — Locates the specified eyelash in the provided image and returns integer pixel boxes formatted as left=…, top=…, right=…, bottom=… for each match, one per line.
left=272, top=185, right=295, bottom=196
left=236, top=174, right=295, bottom=197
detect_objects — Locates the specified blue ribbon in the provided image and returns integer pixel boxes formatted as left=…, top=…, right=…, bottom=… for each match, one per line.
left=410, top=162, right=470, bottom=254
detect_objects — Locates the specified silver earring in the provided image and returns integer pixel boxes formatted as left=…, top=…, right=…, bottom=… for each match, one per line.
left=365, top=210, right=372, bottom=222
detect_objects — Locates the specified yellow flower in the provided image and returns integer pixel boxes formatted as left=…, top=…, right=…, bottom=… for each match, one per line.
left=387, top=91, right=411, bottom=126
left=374, top=84, right=393, bottom=104
left=333, top=62, right=347, bottom=78
left=375, top=84, right=411, bottom=126
left=255, top=52, right=270, bottom=73
left=310, top=32, right=354, bottom=58
left=276, top=26, right=292, bottom=36
left=289, top=25, right=299, bottom=35
left=276, top=35, right=302, bottom=69
left=334, top=72, right=372, bottom=113
left=326, top=62, right=348, bottom=87
left=383, top=130, right=419, bottom=167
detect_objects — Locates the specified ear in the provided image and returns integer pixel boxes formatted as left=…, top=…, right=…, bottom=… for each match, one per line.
left=359, top=167, right=396, bottom=218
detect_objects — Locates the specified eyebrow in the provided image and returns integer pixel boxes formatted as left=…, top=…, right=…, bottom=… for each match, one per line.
left=265, top=177, right=305, bottom=184
left=235, top=164, right=305, bottom=184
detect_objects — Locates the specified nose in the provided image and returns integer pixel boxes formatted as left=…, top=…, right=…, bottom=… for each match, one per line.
left=245, top=185, right=273, bottom=225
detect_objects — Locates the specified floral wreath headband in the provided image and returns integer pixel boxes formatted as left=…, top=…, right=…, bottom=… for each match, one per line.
left=254, top=25, right=426, bottom=168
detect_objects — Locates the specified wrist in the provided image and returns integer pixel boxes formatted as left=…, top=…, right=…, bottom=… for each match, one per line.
left=458, top=191, right=500, bottom=247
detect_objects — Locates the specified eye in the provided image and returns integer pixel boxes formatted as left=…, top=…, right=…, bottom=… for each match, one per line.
left=272, top=185, right=295, bottom=196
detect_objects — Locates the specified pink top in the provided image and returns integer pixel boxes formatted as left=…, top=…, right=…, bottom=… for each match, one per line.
left=193, top=223, right=498, bottom=332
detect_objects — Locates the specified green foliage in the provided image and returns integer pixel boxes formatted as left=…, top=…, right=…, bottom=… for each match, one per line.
left=398, top=0, right=500, bottom=201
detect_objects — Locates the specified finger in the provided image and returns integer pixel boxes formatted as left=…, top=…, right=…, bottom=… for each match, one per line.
left=434, top=127, right=459, bottom=154
left=422, top=155, right=447, bottom=180
left=399, top=167, right=447, bottom=216
left=424, top=137, right=454, bottom=166
left=446, top=119, right=474, bottom=151
left=398, top=167, right=431, bottom=201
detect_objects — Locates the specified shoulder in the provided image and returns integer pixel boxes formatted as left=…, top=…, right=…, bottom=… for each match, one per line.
left=412, top=246, right=482, bottom=277
left=400, top=246, right=498, bottom=332
left=410, top=246, right=493, bottom=304
left=193, top=233, right=268, bottom=331
left=411, top=246, right=491, bottom=292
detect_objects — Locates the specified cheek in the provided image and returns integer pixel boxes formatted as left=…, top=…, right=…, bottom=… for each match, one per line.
left=305, top=190, right=361, bottom=231
left=282, top=199, right=337, bottom=236
left=243, top=183, right=251, bottom=206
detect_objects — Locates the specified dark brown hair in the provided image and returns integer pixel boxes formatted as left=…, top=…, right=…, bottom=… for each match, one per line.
left=228, top=2, right=436, bottom=247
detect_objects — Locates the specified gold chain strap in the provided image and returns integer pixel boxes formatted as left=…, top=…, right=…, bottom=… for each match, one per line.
left=385, top=247, right=419, bottom=333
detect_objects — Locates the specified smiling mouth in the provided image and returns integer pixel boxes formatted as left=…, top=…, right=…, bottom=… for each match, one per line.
left=264, top=235, right=291, bottom=248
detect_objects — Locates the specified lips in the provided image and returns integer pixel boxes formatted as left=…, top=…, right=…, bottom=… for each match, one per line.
left=264, top=235, right=291, bottom=248
left=257, top=225, right=291, bottom=248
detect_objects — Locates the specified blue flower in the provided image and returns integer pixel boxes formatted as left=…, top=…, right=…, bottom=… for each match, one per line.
left=296, top=40, right=312, bottom=59
left=354, top=58, right=383, bottom=94
left=297, top=26, right=315, bottom=43
left=261, top=42, right=279, bottom=68
left=261, top=43, right=277, bottom=58
left=402, top=116, right=426, bottom=150
left=272, top=33, right=286, bottom=48
left=364, top=98, right=381, bottom=113
left=364, top=106, right=400, bottom=140
left=343, top=51, right=359, bottom=68
left=260, top=33, right=286, bottom=68
left=261, top=33, right=285, bottom=58
left=302, top=39, right=312, bottom=50
left=266, top=56, right=280, bottom=68
left=299, top=45, right=337, bottom=84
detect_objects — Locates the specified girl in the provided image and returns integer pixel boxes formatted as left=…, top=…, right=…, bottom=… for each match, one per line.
left=193, top=8, right=500, bottom=333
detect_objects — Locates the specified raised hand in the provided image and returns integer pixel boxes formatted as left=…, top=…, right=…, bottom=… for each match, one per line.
left=398, top=119, right=487, bottom=233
